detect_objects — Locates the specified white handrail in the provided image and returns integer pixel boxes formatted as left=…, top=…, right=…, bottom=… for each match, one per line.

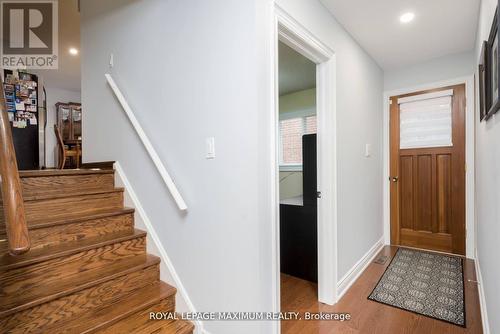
left=105, top=73, right=188, bottom=211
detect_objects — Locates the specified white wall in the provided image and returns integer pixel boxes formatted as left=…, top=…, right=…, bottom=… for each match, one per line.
left=384, top=51, right=475, bottom=91
left=82, top=1, right=272, bottom=333
left=81, top=0, right=383, bottom=332
left=474, top=0, right=499, bottom=332
left=44, top=87, right=81, bottom=168
left=279, top=88, right=316, bottom=114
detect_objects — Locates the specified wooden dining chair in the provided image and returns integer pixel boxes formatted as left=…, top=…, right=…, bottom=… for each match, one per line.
left=54, top=124, right=81, bottom=169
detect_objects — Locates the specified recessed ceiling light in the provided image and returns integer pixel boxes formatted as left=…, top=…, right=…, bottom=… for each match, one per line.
left=69, top=47, right=79, bottom=55
left=399, top=12, right=415, bottom=24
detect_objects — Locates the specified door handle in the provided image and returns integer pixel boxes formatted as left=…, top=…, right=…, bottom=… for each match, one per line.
left=391, top=176, right=399, bottom=182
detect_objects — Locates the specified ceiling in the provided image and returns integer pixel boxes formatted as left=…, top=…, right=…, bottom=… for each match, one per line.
left=33, top=0, right=81, bottom=91
left=279, top=42, right=316, bottom=95
left=320, top=0, right=480, bottom=70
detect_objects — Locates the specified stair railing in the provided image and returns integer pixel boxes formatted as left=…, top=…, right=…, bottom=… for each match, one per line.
left=0, top=77, right=30, bottom=255
left=105, top=74, right=188, bottom=211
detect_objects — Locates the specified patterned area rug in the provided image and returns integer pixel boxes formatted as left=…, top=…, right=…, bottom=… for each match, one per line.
left=368, top=248, right=465, bottom=326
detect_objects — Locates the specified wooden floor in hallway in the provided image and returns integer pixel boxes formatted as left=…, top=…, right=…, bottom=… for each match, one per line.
left=281, top=246, right=483, bottom=334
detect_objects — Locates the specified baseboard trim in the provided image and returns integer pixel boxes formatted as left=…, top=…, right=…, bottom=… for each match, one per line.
left=114, top=162, right=204, bottom=334
left=336, top=237, right=385, bottom=300
left=474, top=251, right=490, bottom=334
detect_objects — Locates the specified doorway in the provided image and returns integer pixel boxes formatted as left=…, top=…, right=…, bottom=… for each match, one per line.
left=278, top=41, right=318, bottom=283
left=389, top=85, right=466, bottom=255
left=271, top=7, right=338, bottom=327
left=1, top=0, right=82, bottom=171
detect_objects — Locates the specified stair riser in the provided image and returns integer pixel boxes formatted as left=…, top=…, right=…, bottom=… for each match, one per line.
left=0, top=236, right=147, bottom=301
left=21, top=173, right=115, bottom=198
left=1, top=264, right=160, bottom=334
left=95, top=297, right=176, bottom=334
left=23, top=191, right=124, bottom=222
left=0, top=213, right=134, bottom=252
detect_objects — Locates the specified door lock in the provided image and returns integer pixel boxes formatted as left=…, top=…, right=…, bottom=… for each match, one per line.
left=391, top=176, right=399, bottom=182
left=316, top=191, right=322, bottom=199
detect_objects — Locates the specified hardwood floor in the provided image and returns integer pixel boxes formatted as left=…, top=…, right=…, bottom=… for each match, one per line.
left=281, top=246, right=482, bottom=334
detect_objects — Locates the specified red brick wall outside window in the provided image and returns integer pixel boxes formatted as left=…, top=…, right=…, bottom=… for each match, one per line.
left=280, top=115, right=316, bottom=165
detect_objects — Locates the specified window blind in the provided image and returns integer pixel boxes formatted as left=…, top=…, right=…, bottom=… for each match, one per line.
left=398, top=91, right=453, bottom=149
left=305, top=115, right=317, bottom=134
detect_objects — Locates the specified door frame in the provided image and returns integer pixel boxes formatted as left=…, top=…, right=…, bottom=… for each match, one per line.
left=383, top=76, right=475, bottom=258
left=270, top=3, right=338, bottom=326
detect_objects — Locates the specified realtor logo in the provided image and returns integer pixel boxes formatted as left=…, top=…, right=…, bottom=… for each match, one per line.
left=1, top=0, right=58, bottom=69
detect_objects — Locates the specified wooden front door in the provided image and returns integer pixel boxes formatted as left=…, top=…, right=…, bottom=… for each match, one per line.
left=390, top=84, right=466, bottom=255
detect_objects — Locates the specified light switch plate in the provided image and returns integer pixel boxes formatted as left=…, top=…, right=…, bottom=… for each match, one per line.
left=206, top=137, right=215, bottom=159
left=365, top=144, right=372, bottom=157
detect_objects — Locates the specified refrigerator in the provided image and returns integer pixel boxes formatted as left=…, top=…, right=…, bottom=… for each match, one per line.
left=3, top=70, right=47, bottom=170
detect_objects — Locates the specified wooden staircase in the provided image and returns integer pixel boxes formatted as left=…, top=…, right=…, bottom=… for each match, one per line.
left=0, top=168, right=194, bottom=334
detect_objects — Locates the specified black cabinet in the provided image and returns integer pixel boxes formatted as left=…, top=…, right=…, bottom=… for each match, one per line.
left=280, top=134, right=318, bottom=283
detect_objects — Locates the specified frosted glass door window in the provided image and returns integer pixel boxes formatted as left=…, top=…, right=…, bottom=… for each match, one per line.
left=399, top=94, right=453, bottom=149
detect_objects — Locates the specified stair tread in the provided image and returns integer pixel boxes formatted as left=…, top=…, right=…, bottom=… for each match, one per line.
left=0, top=254, right=161, bottom=316
left=157, top=320, right=194, bottom=334
left=47, top=281, right=177, bottom=334
left=26, top=207, right=135, bottom=229
left=12, top=187, right=125, bottom=202
left=19, top=169, right=115, bottom=178
left=100, top=317, right=194, bottom=334
left=154, top=320, right=194, bottom=334
left=0, top=208, right=135, bottom=235
left=0, top=229, right=146, bottom=270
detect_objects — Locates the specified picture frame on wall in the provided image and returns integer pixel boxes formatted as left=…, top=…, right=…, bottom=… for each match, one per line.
left=479, top=40, right=488, bottom=121
left=485, top=4, right=500, bottom=119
